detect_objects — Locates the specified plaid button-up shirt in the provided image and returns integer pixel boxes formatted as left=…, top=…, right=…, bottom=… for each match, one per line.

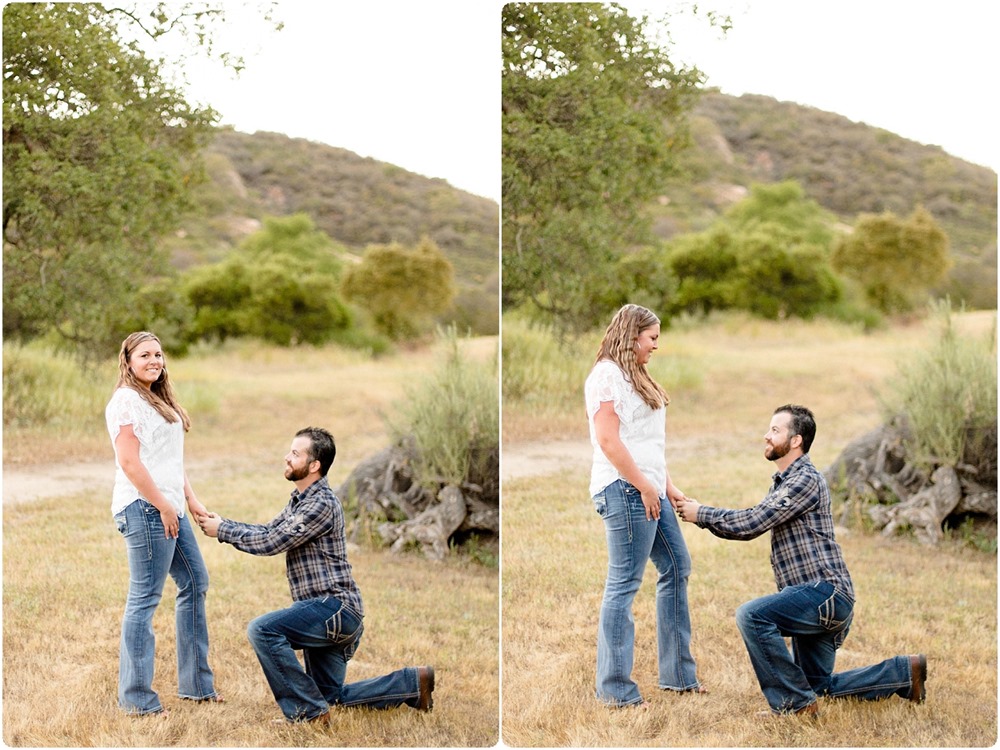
left=217, top=476, right=364, bottom=615
left=695, top=454, right=855, bottom=601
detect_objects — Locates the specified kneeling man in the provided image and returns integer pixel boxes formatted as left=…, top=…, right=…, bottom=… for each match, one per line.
left=199, top=426, right=434, bottom=724
left=677, top=405, right=925, bottom=717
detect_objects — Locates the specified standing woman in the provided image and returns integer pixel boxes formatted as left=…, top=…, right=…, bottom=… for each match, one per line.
left=105, top=331, right=221, bottom=715
left=584, top=304, right=703, bottom=707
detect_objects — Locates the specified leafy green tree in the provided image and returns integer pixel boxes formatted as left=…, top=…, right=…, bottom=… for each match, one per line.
left=723, top=181, right=836, bottom=247
left=2, top=2, right=229, bottom=357
left=181, top=213, right=350, bottom=345
left=341, top=236, right=456, bottom=340
left=627, top=180, right=843, bottom=319
left=833, top=206, right=951, bottom=313
left=502, top=2, right=707, bottom=332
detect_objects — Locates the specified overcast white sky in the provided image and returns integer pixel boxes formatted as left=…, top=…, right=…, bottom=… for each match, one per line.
left=171, top=1, right=998, bottom=206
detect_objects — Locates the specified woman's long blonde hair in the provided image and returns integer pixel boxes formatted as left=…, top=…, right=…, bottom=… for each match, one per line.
left=593, top=304, right=670, bottom=410
left=115, top=331, right=191, bottom=431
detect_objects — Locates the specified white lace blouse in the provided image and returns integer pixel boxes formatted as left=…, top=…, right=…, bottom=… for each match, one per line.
left=584, top=360, right=666, bottom=497
left=105, top=387, right=186, bottom=517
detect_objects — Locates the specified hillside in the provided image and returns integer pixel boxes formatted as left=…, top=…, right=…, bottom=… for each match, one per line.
left=166, top=127, right=500, bottom=329
left=652, top=91, right=998, bottom=308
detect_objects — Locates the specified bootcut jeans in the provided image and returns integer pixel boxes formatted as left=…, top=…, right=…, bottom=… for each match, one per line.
left=593, top=479, right=700, bottom=706
left=247, top=595, right=422, bottom=721
left=115, top=499, right=217, bottom=714
left=736, top=580, right=917, bottom=713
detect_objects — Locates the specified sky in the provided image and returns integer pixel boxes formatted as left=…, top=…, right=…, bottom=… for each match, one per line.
left=167, top=1, right=998, bottom=207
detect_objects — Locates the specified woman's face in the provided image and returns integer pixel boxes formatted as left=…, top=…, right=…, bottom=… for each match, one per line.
left=128, top=339, right=165, bottom=389
left=634, top=324, right=660, bottom=365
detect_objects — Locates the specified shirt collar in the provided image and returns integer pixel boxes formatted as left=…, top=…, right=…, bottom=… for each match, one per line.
left=290, top=475, right=328, bottom=502
left=772, top=454, right=811, bottom=486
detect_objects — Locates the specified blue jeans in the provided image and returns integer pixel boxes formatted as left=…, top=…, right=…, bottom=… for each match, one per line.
left=737, top=581, right=916, bottom=712
left=247, top=596, right=421, bottom=721
left=115, top=500, right=217, bottom=714
left=593, top=480, right=699, bottom=705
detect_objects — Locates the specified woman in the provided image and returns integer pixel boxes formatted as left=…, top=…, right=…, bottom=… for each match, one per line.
left=584, top=304, right=702, bottom=707
left=105, top=331, right=221, bottom=715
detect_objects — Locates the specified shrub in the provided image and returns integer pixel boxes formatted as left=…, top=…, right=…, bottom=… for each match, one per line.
left=388, top=327, right=499, bottom=487
left=882, top=301, right=997, bottom=471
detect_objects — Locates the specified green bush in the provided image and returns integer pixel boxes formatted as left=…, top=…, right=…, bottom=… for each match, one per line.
left=2, top=342, right=110, bottom=428
left=501, top=314, right=592, bottom=411
left=883, top=301, right=997, bottom=471
left=389, top=327, right=499, bottom=487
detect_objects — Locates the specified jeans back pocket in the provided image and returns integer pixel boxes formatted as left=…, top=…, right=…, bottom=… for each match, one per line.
left=325, top=604, right=364, bottom=647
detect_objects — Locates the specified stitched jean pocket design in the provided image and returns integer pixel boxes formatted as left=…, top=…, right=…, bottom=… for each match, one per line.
left=817, top=591, right=853, bottom=648
left=325, top=606, right=363, bottom=646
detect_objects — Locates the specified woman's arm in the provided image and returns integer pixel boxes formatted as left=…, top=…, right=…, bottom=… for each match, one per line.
left=184, top=473, right=209, bottom=520
left=593, top=401, right=662, bottom=520
left=114, top=424, right=179, bottom=538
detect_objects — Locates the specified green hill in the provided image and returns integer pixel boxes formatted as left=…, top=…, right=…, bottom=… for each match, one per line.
left=653, top=91, right=998, bottom=308
left=167, top=127, right=499, bottom=331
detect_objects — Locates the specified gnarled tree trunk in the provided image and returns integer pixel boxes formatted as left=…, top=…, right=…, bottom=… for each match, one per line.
left=335, top=436, right=499, bottom=560
left=825, top=416, right=997, bottom=545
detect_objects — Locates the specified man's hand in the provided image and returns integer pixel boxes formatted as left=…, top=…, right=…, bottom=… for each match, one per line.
left=198, top=512, right=222, bottom=538
left=676, top=497, right=702, bottom=524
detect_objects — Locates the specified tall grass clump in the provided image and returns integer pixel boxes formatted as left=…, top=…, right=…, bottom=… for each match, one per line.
left=501, top=314, right=594, bottom=410
left=883, top=301, right=997, bottom=470
left=389, top=327, right=499, bottom=486
left=2, top=342, right=111, bottom=428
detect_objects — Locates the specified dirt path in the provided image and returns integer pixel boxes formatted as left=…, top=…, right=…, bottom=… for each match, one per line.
left=2, top=458, right=228, bottom=506
left=501, top=439, right=592, bottom=482
left=3, top=461, right=112, bottom=506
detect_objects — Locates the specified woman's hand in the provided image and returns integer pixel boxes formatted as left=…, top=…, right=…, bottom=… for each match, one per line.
left=640, top=487, right=661, bottom=521
left=665, top=483, right=688, bottom=510
left=187, top=496, right=209, bottom=521
left=159, top=506, right=180, bottom=539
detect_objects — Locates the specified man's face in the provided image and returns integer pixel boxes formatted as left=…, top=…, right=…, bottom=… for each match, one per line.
left=284, top=436, right=316, bottom=482
left=764, top=412, right=795, bottom=462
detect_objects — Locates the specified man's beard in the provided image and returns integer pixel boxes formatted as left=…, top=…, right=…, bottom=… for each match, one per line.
left=285, top=464, right=310, bottom=481
left=765, top=439, right=791, bottom=462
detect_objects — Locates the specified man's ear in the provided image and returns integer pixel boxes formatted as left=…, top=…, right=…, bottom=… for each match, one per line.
left=790, top=433, right=803, bottom=449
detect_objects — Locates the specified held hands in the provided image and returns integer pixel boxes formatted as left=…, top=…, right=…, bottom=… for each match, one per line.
left=675, top=497, right=702, bottom=524
left=198, top=512, right=222, bottom=538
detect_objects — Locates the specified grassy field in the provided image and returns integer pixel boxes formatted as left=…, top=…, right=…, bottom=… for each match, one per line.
left=2, top=337, right=499, bottom=747
left=501, top=312, right=997, bottom=747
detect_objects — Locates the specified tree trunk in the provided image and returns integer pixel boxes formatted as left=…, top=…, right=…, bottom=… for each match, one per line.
left=335, top=436, right=499, bottom=559
left=825, top=415, right=997, bottom=545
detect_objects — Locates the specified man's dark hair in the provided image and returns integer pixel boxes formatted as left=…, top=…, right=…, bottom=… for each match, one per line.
left=774, top=404, right=816, bottom=453
left=295, top=426, right=337, bottom=476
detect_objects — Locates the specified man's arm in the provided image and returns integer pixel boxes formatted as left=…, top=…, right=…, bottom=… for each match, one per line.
left=198, top=495, right=336, bottom=556
left=676, top=471, right=823, bottom=540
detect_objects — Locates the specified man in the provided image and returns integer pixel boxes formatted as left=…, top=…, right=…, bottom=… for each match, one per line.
left=676, top=405, right=926, bottom=717
left=198, top=426, right=434, bottom=724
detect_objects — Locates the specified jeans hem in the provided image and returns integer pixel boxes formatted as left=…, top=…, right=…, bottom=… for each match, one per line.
left=596, top=692, right=645, bottom=708
left=658, top=682, right=701, bottom=692
left=122, top=706, right=165, bottom=716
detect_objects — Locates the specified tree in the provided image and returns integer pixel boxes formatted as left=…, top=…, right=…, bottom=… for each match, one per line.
left=832, top=206, right=951, bottom=314
left=2, top=3, right=273, bottom=358
left=502, top=2, right=708, bottom=332
left=181, top=214, right=351, bottom=345
left=624, top=180, right=843, bottom=320
left=341, top=237, right=456, bottom=340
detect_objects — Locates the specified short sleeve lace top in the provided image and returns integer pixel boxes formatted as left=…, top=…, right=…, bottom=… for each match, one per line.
left=584, top=359, right=666, bottom=497
left=105, top=387, right=186, bottom=517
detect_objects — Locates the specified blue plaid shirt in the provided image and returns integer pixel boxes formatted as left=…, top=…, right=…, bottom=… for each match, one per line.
left=216, top=476, right=364, bottom=615
left=695, top=454, right=854, bottom=601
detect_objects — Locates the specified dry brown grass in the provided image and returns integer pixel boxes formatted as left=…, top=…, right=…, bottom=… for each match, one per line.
left=501, top=312, right=997, bottom=746
left=3, top=337, right=499, bottom=747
